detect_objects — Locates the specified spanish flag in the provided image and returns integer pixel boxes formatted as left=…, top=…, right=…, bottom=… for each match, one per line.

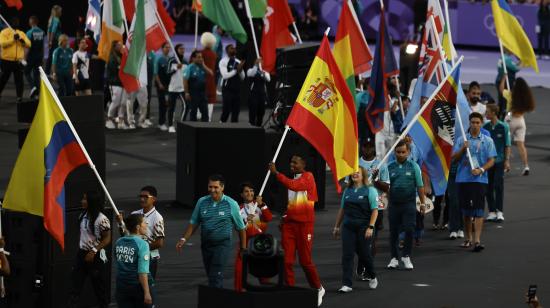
left=286, top=35, right=358, bottom=192
left=491, top=0, right=538, bottom=73
left=3, top=70, right=88, bottom=250
left=333, top=0, right=372, bottom=111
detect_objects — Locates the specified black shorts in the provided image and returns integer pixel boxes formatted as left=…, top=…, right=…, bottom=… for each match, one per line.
left=75, top=78, right=91, bottom=91
left=457, top=182, right=487, bottom=217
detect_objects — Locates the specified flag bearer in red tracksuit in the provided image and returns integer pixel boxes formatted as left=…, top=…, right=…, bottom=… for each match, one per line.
left=234, top=182, right=273, bottom=292
left=269, top=154, right=326, bottom=306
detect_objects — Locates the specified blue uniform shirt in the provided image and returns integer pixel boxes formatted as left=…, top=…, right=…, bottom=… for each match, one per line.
left=154, top=54, right=170, bottom=84
left=115, top=235, right=151, bottom=287
left=48, top=17, right=61, bottom=43
left=52, top=46, right=73, bottom=74
left=340, top=186, right=378, bottom=228
left=388, top=159, right=423, bottom=203
left=184, top=63, right=207, bottom=92
left=190, top=194, right=245, bottom=243
left=483, top=120, right=511, bottom=163
left=453, top=132, right=497, bottom=184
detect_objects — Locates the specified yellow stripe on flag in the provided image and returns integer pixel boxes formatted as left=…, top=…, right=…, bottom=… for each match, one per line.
left=417, top=117, right=449, bottom=180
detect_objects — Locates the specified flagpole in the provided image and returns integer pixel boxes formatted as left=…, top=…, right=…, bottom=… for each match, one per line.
left=442, top=0, right=456, bottom=66
left=119, top=0, right=130, bottom=40
left=0, top=205, right=5, bottom=298
left=259, top=125, right=291, bottom=196
left=38, top=67, right=124, bottom=224
left=430, top=15, right=448, bottom=76
left=375, top=56, right=464, bottom=172
left=393, top=76, right=405, bottom=119
left=0, top=13, right=13, bottom=30
left=454, top=94, right=475, bottom=170
left=244, top=0, right=262, bottom=62
left=498, top=39, right=511, bottom=91
left=194, top=10, right=199, bottom=49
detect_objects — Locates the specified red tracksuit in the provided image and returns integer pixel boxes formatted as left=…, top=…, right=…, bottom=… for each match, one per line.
left=276, top=171, right=321, bottom=289
left=234, top=202, right=273, bottom=291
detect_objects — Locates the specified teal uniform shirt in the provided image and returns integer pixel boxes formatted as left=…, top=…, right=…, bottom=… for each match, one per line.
left=184, top=63, right=207, bottom=93
left=483, top=120, right=511, bottom=163
left=190, top=194, right=245, bottom=243
left=115, top=235, right=152, bottom=287
left=154, top=54, right=170, bottom=85
left=387, top=159, right=423, bottom=204
left=340, top=186, right=378, bottom=228
left=26, top=26, right=45, bottom=62
left=453, top=132, right=497, bottom=184
left=48, top=17, right=61, bottom=43
left=52, top=46, right=73, bottom=75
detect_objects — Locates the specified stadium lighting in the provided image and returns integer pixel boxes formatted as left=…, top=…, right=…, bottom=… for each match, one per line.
left=406, top=43, right=418, bottom=55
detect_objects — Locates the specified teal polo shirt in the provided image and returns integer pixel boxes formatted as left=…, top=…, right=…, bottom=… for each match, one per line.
left=387, top=159, right=423, bottom=203
left=453, top=132, right=497, bottom=184
left=184, top=63, right=207, bottom=93
left=483, top=120, right=511, bottom=163
left=190, top=194, right=245, bottom=243
left=26, top=26, right=45, bottom=60
left=154, top=54, right=170, bottom=84
left=115, top=235, right=151, bottom=287
left=52, top=46, right=73, bottom=75
left=340, top=186, right=378, bottom=228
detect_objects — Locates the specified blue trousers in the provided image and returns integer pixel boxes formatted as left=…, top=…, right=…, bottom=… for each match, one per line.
left=57, top=72, right=74, bottom=96
left=201, top=240, right=232, bottom=288
left=341, top=224, right=375, bottom=287
left=116, top=283, right=155, bottom=308
left=447, top=174, right=464, bottom=232
left=389, top=202, right=416, bottom=258
left=487, top=162, right=505, bottom=213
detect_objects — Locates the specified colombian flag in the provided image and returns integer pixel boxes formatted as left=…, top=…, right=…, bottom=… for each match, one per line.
left=491, top=0, right=538, bottom=73
left=334, top=0, right=372, bottom=111
left=409, top=63, right=461, bottom=196
left=286, top=35, right=358, bottom=192
left=3, top=70, right=88, bottom=250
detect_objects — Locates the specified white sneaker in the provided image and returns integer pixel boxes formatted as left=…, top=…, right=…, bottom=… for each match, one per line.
left=168, top=126, right=176, bottom=133
left=449, top=231, right=458, bottom=239
left=137, top=121, right=150, bottom=128
left=128, top=123, right=136, bottom=129
left=318, top=286, right=325, bottom=306
left=387, top=258, right=399, bottom=269
left=457, top=230, right=465, bottom=238
left=401, top=257, right=414, bottom=270
left=496, top=211, right=505, bottom=222
left=337, top=285, right=352, bottom=293
left=118, top=122, right=129, bottom=130
left=486, top=212, right=497, bottom=222
left=368, top=277, right=378, bottom=289
left=144, top=119, right=153, bottom=126
left=105, top=119, right=116, bottom=129
left=522, top=166, right=530, bottom=176
left=159, top=124, right=168, bottom=131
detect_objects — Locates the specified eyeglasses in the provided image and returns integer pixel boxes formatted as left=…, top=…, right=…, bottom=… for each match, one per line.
left=139, top=195, right=153, bottom=199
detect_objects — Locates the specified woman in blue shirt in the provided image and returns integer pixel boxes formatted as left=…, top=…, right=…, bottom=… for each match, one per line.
left=333, top=167, right=379, bottom=293
left=115, top=214, right=154, bottom=307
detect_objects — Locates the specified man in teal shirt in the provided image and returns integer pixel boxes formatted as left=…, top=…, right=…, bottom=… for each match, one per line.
left=484, top=104, right=511, bottom=222
left=25, top=16, right=45, bottom=98
left=184, top=50, right=213, bottom=122
left=176, top=174, right=246, bottom=288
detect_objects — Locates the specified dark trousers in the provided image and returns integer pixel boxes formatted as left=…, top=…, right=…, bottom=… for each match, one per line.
left=487, top=161, right=505, bottom=213
left=389, top=203, right=416, bottom=258
left=447, top=174, right=463, bottom=232
left=146, top=84, right=152, bottom=118
left=189, top=90, right=208, bottom=122
left=116, top=283, right=154, bottom=308
left=24, top=59, right=41, bottom=91
left=0, top=60, right=24, bottom=99
left=157, top=87, right=168, bottom=125
left=45, top=43, right=57, bottom=74
left=432, top=195, right=449, bottom=226
left=167, top=92, right=182, bottom=126
left=69, top=250, right=109, bottom=308
left=150, top=258, right=158, bottom=280
left=220, top=89, right=240, bottom=122
left=342, top=224, right=375, bottom=287
left=538, top=29, right=550, bottom=56
left=57, top=72, right=74, bottom=96
left=201, top=240, right=232, bottom=288
left=248, top=90, right=266, bottom=126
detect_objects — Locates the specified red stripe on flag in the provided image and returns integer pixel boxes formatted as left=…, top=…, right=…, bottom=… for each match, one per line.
left=44, top=142, right=88, bottom=251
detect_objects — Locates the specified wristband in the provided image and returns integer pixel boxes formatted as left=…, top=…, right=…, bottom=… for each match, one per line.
left=368, top=225, right=375, bottom=230
left=420, top=204, right=426, bottom=207
left=180, top=237, right=187, bottom=243
left=480, top=167, right=485, bottom=173
left=333, top=227, right=340, bottom=231
left=91, top=247, right=98, bottom=253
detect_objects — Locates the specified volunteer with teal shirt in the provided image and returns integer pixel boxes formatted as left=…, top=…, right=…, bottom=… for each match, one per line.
left=52, top=34, right=73, bottom=96
left=25, top=16, right=45, bottom=97
left=115, top=214, right=154, bottom=307
left=386, top=140, right=426, bottom=271
left=452, top=112, right=496, bottom=252
left=183, top=50, right=213, bottom=122
left=333, top=167, right=379, bottom=293
left=46, top=5, right=62, bottom=74
left=176, top=174, right=246, bottom=288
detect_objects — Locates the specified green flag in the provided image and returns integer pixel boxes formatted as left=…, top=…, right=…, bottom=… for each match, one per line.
left=202, top=0, right=248, bottom=44
left=248, top=0, right=267, bottom=18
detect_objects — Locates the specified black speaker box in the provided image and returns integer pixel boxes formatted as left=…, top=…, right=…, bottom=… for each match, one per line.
left=176, top=122, right=266, bottom=207
left=263, top=131, right=326, bottom=211
left=276, top=43, right=320, bottom=70
left=198, top=285, right=317, bottom=308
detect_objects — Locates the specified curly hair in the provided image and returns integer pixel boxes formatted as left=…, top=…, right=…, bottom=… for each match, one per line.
left=511, top=78, right=535, bottom=113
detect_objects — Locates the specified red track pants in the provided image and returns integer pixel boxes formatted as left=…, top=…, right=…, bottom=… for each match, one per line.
left=281, top=221, right=321, bottom=289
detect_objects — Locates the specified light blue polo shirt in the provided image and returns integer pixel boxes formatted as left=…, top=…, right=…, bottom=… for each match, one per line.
left=453, top=132, right=497, bottom=184
left=190, top=194, right=245, bottom=243
left=115, top=235, right=151, bottom=287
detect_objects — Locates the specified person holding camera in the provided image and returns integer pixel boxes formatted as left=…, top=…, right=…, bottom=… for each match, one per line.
left=0, top=17, right=31, bottom=103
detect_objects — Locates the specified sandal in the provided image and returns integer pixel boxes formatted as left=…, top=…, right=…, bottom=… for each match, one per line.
left=473, top=242, right=485, bottom=252
left=460, top=240, right=472, bottom=248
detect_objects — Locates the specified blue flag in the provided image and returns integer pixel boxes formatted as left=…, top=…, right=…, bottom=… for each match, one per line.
left=85, top=0, right=101, bottom=42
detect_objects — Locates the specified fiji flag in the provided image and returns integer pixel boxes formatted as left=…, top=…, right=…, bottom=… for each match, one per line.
left=365, top=4, right=398, bottom=134
left=86, top=0, right=102, bottom=42
left=3, top=69, right=88, bottom=250
left=409, top=63, right=461, bottom=196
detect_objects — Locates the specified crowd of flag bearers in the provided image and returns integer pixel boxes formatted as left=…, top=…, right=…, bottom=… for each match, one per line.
left=0, top=0, right=541, bottom=306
